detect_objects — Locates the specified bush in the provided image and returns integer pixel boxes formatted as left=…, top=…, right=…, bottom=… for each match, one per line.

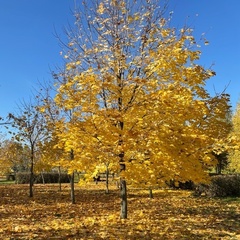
left=34, top=172, right=70, bottom=184
left=194, top=174, right=240, bottom=197
left=15, top=172, right=70, bottom=184
left=6, top=173, right=15, bottom=181
left=166, top=179, right=195, bottom=190
left=15, top=172, right=31, bottom=184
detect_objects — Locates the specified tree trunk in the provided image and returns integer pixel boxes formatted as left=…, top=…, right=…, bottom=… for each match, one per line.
left=58, top=166, right=62, bottom=192
left=70, top=171, right=76, bottom=204
left=29, top=171, right=34, bottom=197
left=118, top=119, right=127, bottom=218
left=105, top=168, right=109, bottom=194
left=216, top=160, right=222, bottom=174
left=29, top=152, right=34, bottom=198
left=69, top=149, right=76, bottom=204
left=41, top=172, right=45, bottom=184
left=149, top=188, right=153, bottom=198
left=120, top=179, right=127, bottom=219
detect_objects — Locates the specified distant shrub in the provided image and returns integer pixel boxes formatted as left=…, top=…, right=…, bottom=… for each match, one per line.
left=6, top=173, right=15, bottom=181
left=166, top=180, right=195, bottom=190
left=34, top=172, right=70, bottom=184
left=15, top=172, right=70, bottom=184
left=194, top=174, right=240, bottom=197
left=15, top=172, right=31, bottom=184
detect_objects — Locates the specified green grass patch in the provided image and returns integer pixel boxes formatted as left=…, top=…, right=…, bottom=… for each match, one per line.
left=220, top=196, right=240, bottom=203
left=0, top=179, right=15, bottom=184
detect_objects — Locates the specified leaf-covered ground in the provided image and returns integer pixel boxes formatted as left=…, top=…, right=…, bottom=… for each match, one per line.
left=0, top=182, right=240, bottom=239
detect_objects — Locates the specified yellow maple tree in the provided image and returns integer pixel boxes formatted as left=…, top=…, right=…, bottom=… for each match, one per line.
left=0, top=140, right=30, bottom=175
left=48, top=0, right=231, bottom=218
left=228, top=101, right=240, bottom=172
left=35, top=86, right=79, bottom=200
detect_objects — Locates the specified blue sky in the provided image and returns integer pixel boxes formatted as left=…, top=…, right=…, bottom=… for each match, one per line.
left=0, top=0, right=239, bottom=123
left=171, top=0, right=240, bottom=110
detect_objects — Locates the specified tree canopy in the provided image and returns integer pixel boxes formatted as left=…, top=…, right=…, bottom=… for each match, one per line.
left=228, top=101, right=240, bottom=172
left=44, top=0, right=231, bottom=187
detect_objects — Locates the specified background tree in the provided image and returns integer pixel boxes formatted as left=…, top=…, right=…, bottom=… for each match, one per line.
left=9, top=100, right=48, bottom=197
left=228, top=101, right=240, bottom=172
left=202, top=93, right=232, bottom=174
left=0, top=140, right=30, bottom=176
left=52, top=0, right=231, bottom=218
left=36, top=81, right=78, bottom=201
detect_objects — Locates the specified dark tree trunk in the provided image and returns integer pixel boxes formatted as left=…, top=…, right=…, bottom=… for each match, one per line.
left=149, top=188, right=153, bottom=198
left=58, top=166, right=62, bottom=192
left=105, top=168, right=109, bottom=194
left=69, top=149, right=76, bottom=204
left=120, top=179, right=127, bottom=219
left=29, top=150, right=34, bottom=198
left=70, top=171, right=76, bottom=204
left=216, top=160, right=222, bottom=174
left=29, top=171, right=34, bottom=198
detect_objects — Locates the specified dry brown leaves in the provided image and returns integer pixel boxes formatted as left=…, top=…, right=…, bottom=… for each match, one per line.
left=0, top=182, right=240, bottom=239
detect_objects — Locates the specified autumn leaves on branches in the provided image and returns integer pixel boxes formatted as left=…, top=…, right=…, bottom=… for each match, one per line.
left=49, top=0, right=231, bottom=186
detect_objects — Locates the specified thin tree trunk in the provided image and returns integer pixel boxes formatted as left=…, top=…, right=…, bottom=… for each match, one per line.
left=149, top=188, right=153, bottom=198
left=69, top=149, right=76, bottom=204
left=105, top=168, right=109, bottom=194
left=58, top=166, right=62, bottom=192
left=118, top=117, right=128, bottom=219
left=216, top=160, right=222, bottom=174
left=29, top=172, right=34, bottom=197
left=29, top=151, right=34, bottom=198
left=120, top=179, right=127, bottom=219
left=41, top=172, right=45, bottom=184
left=70, top=171, right=75, bottom=204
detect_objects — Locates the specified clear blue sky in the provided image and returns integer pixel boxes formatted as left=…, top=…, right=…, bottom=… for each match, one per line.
left=0, top=0, right=239, bottom=122
left=170, top=0, right=240, bottom=111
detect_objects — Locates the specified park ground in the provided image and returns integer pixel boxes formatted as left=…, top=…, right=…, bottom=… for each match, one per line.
left=0, top=182, right=240, bottom=239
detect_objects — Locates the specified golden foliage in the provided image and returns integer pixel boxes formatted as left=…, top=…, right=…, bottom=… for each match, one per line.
left=39, top=0, right=232, bottom=187
left=229, top=102, right=240, bottom=172
left=0, top=140, right=29, bottom=175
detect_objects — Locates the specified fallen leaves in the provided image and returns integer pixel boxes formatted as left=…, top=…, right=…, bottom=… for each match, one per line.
left=0, top=183, right=239, bottom=239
